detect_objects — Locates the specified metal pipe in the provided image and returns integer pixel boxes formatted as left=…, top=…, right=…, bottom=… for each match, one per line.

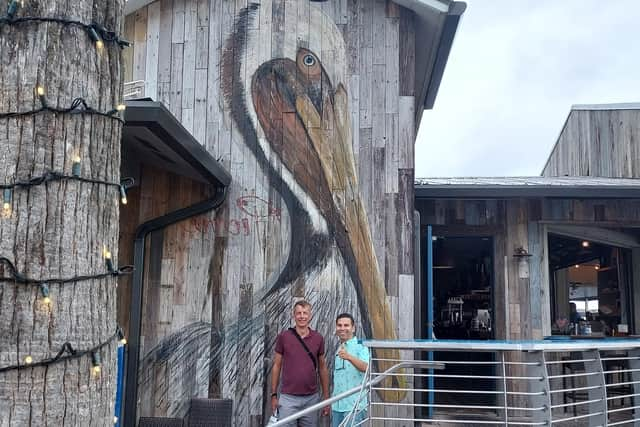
left=121, top=186, right=227, bottom=427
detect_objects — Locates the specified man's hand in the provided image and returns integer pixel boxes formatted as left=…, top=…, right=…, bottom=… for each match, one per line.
left=271, top=395, right=279, bottom=413
left=321, top=405, right=330, bottom=417
left=337, top=345, right=351, bottom=362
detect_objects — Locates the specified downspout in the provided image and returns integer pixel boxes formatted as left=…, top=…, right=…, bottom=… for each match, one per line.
left=122, top=186, right=227, bottom=427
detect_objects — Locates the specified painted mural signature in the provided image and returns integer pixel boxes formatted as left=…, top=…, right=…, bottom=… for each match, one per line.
left=190, top=195, right=281, bottom=236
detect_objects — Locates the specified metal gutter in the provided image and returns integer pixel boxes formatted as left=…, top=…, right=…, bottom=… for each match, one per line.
left=423, top=2, right=466, bottom=109
left=415, top=184, right=640, bottom=199
left=122, top=186, right=227, bottom=427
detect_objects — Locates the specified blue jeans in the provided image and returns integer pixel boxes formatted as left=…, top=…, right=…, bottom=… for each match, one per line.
left=331, top=409, right=367, bottom=427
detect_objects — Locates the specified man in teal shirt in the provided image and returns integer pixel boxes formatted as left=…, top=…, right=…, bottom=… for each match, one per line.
left=332, top=313, right=370, bottom=427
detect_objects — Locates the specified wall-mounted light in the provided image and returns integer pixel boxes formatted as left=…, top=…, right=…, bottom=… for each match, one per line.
left=513, top=247, right=531, bottom=258
left=581, top=241, right=590, bottom=248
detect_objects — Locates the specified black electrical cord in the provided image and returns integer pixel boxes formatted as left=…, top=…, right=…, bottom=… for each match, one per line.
left=0, top=257, right=133, bottom=284
left=1, top=6, right=131, bottom=49
left=0, top=327, right=125, bottom=373
left=0, top=96, right=126, bottom=122
left=0, top=171, right=133, bottom=191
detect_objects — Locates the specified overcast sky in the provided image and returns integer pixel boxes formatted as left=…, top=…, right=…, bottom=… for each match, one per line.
left=415, top=0, right=640, bottom=178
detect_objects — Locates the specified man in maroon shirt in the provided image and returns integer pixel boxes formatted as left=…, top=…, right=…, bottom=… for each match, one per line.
left=271, top=300, right=330, bottom=425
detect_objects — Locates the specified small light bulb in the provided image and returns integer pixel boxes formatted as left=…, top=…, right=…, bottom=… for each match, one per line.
left=595, top=265, right=600, bottom=270
left=36, top=86, right=47, bottom=107
left=2, top=189, right=12, bottom=217
left=582, top=241, right=590, bottom=248
left=96, top=39, right=104, bottom=50
left=40, top=283, right=51, bottom=305
left=104, top=248, right=114, bottom=272
left=116, top=104, right=126, bottom=112
left=120, top=338, right=127, bottom=345
left=91, top=351, right=101, bottom=376
left=7, top=0, right=19, bottom=18
left=24, top=355, right=33, bottom=364
left=72, top=155, right=81, bottom=177
left=113, top=416, right=118, bottom=424
left=119, top=185, right=128, bottom=205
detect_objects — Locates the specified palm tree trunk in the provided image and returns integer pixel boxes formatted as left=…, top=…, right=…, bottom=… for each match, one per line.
left=0, top=0, right=124, bottom=424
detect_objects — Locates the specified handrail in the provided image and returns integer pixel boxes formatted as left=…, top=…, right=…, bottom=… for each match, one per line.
left=364, top=338, right=640, bottom=352
left=270, top=360, right=444, bottom=426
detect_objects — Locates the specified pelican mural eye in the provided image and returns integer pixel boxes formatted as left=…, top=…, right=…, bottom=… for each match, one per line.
left=303, top=54, right=316, bottom=67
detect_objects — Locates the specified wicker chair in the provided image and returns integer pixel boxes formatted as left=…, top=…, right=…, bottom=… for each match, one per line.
left=138, top=417, right=184, bottom=427
left=184, top=398, right=233, bottom=427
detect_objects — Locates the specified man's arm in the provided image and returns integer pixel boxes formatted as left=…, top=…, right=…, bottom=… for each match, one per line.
left=270, top=352, right=283, bottom=413
left=318, top=354, right=330, bottom=416
left=345, top=352, right=368, bottom=373
left=318, top=354, right=330, bottom=399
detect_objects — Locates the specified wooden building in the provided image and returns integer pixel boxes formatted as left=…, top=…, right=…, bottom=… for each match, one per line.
left=116, top=0, right=467, bottom=425
left=413, top=103, right=640, bottom=418
left=415, top=103, right=640, bottom=345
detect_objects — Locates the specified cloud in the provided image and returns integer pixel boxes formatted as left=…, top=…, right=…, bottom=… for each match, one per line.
left=415, top=0, right=640, bottom=178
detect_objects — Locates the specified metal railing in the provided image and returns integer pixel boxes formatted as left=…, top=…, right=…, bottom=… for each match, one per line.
left=269, top=361, right=444, bottom=427
left=355, top=339, right=640, bottom=426
left=270, top=338, right=640, bottom=426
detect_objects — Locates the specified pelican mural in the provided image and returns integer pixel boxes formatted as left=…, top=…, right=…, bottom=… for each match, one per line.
left=221, top=3, right=405, bottom=402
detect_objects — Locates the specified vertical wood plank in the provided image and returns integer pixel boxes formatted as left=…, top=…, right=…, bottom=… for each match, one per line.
left=133, top=7, right=149, bottom=82
left=145, top=1, right=161, bottom=100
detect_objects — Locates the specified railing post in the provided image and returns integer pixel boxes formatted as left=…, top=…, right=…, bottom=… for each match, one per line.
left=584, top=349, right=607, bottom=427
left=528, top=350, right=551, bottom=426
left=628, top=349, right=640, bottom=427
left=500, top=351, right=509, bottom=426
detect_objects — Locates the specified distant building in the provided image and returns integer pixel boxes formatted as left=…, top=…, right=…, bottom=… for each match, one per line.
left=415, top=104, right=640, bottom=347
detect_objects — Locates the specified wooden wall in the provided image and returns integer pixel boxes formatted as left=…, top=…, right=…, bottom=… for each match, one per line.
left=117, top=165, right=216, bottom=417
left=122, top=1, right=417, bottom=424
left=542, top=108, right=640, bottom=178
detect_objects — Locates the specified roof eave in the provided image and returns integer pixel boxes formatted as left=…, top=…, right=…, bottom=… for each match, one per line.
left=123, top=100, right=232, bottom=188
left=394, top=0, right=465, bottom=117
left=124, top=0, right=155, bottom=16
left=415, top=185, right=640, bottom=200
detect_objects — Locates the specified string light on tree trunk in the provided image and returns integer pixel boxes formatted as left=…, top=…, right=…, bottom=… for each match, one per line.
left=36, top=85, right=46, bottom=107
left=6, top=0, right=18, bottom=18
left=0, top=85, right=127, bottom=123
left=0, top=328, right=125, bottom=373
left=72, top=155, right=82, bottom=177
left=117, top=328, right=127, bottom=346
left=0, top=171, right=134, bottom=207
left=2, top=188, right=11, bottom=217
left=103, top=246, right=114, bottom=273
left=40, top=283, right=51, bottom=305
left=1, top=3, right=131, bottom=49
left=91, top=351, right=101, bottom=376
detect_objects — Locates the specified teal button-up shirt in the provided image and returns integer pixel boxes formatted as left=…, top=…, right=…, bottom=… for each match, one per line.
left=331, top=337, right=370, bottom=413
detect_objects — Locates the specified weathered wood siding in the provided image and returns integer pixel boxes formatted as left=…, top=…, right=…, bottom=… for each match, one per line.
left=542, top=108, right=640, bottom=178
left=122, top=1, right=417, bottom=424
left=117, top=166, right=215, bottom=418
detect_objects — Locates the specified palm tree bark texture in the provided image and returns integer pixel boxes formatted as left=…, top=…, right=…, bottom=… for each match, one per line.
left=0, top=0, right=124, bottom=425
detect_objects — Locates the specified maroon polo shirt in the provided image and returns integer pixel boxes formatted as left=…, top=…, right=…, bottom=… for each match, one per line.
left=275, top=328, right=325, bottom=395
